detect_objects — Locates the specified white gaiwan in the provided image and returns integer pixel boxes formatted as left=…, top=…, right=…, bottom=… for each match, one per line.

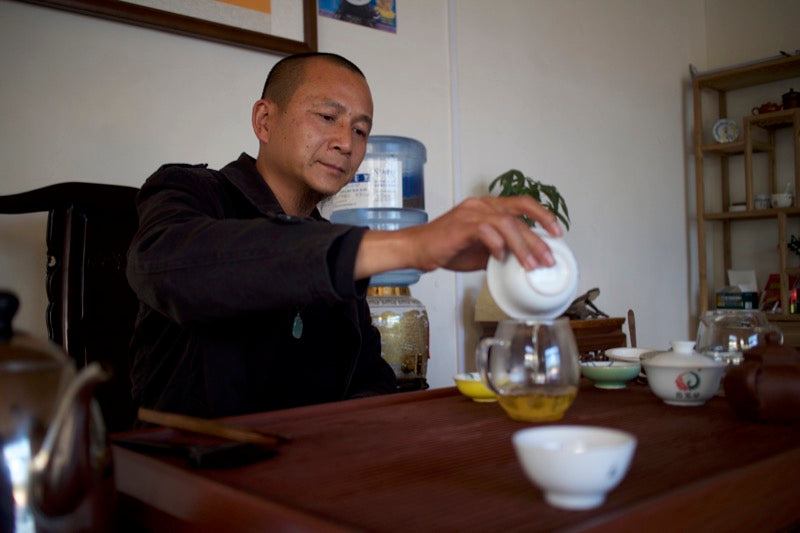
left=642, top=340, right=726, bottom=406
left=487, top=228, right=578, bottom=319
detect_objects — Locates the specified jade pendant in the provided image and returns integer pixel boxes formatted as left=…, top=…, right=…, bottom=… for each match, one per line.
left=292, top=312, right=303, bottom=339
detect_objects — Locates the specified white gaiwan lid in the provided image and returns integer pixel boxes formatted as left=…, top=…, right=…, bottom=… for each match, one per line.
left=645, top=340, right=724, bottom=368
left=487, top=229, right=579, bottom=320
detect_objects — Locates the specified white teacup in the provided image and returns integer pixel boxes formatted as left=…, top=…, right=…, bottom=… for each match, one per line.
left=771, top=192, right=793, bottom=208
left=512, top=425, right=637, bottom=510
left=487, top=228, right=578, bottom=319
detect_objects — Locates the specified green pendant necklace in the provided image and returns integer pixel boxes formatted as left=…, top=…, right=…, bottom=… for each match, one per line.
left=292, top=311, right=303, bottom=339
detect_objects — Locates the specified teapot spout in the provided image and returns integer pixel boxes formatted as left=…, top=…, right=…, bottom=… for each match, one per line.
left=29, top=362, right=115, bottom=531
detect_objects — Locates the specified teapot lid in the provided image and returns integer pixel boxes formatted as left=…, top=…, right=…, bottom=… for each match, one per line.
left=645, top=340, right=725, bottom=368
left=0, top=291, right=70, bottom=371
left=699, top=309, right=770, bottom=326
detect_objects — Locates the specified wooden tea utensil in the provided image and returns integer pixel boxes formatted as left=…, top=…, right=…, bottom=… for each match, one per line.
left=138, top=408, right=289, bottom=447
left=627, top=309, right=637, bottom=348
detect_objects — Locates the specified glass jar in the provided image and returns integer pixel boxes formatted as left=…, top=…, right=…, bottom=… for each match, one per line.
left=367, top=287, right=429, bottom=391
left=696, top=309, right=783, bottom=367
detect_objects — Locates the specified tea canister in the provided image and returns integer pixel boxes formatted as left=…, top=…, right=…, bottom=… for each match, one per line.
left=783, top=88, right=800, bottom=110
left=367, top=286, right=429, bottom=391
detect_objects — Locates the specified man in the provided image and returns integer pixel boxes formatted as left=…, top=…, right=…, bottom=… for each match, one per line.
left=126, top=53, right=561, bottom=419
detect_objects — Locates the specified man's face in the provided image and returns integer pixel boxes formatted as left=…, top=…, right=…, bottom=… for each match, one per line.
left=260, top=59, right=374, bottom=200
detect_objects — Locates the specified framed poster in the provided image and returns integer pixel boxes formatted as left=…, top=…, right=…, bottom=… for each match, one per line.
left=20, top=0, right=317, bottom=55
left=318, top=0, right=396, bottom=34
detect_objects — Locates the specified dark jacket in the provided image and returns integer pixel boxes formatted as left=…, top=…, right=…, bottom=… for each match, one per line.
left=126, top=153, right=396, bottom=418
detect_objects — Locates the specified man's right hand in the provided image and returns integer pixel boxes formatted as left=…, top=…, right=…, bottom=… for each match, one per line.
left=354, top=195, right=563, bottom=280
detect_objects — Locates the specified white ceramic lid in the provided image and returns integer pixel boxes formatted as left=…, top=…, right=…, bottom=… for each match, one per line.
left=644, top=340, right=724, bottom=368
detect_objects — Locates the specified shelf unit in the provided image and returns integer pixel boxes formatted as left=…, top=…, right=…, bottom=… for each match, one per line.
left=692, top=55, right=800, bottom=343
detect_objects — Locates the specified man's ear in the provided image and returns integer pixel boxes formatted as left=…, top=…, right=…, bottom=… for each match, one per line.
left=252, top=99, right=273, bottom=142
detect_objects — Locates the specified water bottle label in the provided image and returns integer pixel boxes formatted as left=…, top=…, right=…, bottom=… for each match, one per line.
left=328, top=157, right=403, bottom=209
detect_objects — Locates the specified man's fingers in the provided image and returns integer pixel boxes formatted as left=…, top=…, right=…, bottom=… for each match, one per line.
left=489, top=195, right=563, bottom=238
left=476, top=222, right=506, bottom=262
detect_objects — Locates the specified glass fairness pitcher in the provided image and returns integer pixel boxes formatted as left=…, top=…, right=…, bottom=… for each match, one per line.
left=476, top=319, right=580, bottom=422
left=695, top=309, right=783, bottom=367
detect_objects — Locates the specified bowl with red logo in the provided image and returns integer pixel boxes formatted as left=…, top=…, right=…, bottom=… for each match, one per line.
left=641, top=341, right=726, bottom=406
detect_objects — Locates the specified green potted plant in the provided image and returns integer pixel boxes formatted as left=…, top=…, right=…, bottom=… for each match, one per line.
left=489, top=169, right=570, bottom=230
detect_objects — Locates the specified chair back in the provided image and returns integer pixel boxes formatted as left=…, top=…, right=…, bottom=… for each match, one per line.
left=0, top=182, right=140, bottom=432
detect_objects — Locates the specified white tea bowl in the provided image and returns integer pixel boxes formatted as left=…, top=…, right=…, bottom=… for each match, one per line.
left=512, top=425, right=637, bottom=510
left=487, top=229, right=578, bottom=319
left=771, top=192, right=793, bottom=208
left=605, top=347, right=659, bottom=363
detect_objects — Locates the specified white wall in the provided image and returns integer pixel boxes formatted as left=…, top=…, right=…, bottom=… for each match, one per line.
left=454, top=0, right=706, bottom=358
left=1, top=0, right=798, bottom=389
left=704, top=0, right=800, bottom=69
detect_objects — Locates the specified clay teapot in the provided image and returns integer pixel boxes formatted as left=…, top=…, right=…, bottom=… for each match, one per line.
left=782, top=88, right=800, bottom=110
left=723, top=331, right=800, bottom=423
left=0, top=291, right=115, bottom=531
left=751, top=101, right=782, bottom=115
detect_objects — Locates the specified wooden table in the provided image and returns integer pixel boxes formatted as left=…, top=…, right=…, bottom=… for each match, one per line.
left=112, top=382, right=800, bottom=532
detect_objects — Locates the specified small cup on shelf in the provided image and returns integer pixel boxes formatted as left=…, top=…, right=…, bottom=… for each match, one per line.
left=754, top=194, right=771, bottom=210
left=771, top=193, right=793, bottom=208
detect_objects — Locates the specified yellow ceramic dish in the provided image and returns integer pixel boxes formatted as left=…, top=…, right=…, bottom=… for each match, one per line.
left=454, top=372, right=497, bottom=402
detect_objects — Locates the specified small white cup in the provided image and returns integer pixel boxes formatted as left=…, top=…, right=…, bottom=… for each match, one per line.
left=771, top=192, right=793, bottom=208
left=487, top=228, right=579, bottom=319
left=512, top=425, right=637, bottom=510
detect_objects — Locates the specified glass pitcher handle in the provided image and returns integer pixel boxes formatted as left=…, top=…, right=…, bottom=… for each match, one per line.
left=767, top=324, right=784, bottom=345
left=476, top=337, right=505, bottom=395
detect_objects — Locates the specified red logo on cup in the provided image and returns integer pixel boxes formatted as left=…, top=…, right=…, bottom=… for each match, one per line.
left=675, top=371, right=700, bottom=391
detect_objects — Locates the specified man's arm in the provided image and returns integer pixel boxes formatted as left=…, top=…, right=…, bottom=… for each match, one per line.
left=354, top=195, right=562, bottom=280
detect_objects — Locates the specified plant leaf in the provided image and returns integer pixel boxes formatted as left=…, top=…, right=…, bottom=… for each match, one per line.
left=488, top=169, right=571, bottom=230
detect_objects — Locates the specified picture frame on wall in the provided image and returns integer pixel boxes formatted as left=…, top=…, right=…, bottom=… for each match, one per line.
left=20, top=0, right=317, bottom=55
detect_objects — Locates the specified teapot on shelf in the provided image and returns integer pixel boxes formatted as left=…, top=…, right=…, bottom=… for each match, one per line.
left=0, top=291, right=115, bottom=532
left=751, top=101, right=782, bottom=115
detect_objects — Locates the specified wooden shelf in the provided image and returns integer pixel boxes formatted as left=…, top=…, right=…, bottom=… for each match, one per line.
left=693, top=54, right=800, bottom=91
left=767, top=313, right=800, bottom=322
left=747, top=108, right=800, bottom=129
left=693, top=54, right=800, bottom=318
left=702, top=139, right=772, bottom=155
left=477, top=317, right=627, bottom=358
left=704, top=207, right=800, bottom=220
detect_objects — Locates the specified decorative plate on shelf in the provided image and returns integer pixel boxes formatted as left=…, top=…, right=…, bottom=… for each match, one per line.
left=712, top=118, right=739, bottom=143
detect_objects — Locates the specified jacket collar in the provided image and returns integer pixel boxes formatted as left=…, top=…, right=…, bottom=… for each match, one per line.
left=220, top=153, right=323, bottom=221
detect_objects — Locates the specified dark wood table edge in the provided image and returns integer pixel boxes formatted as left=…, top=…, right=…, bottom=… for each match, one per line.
left=113, top=445, right=354, bottom=532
